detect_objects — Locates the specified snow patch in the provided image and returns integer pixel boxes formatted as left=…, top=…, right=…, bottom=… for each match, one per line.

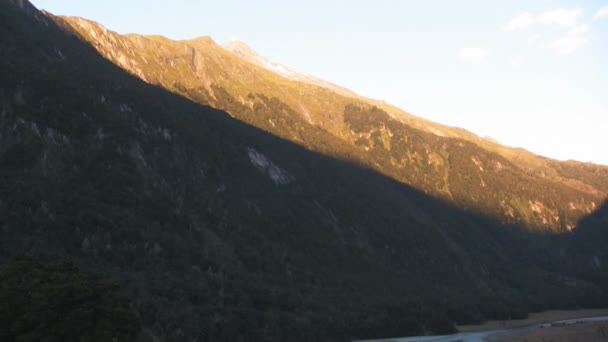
left=254, top=56, right=299, bottom=80
left=247, top=148, right=293, bottom=185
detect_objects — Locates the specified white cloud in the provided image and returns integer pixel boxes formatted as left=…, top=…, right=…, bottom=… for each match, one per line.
left=550, top=25, right=590, bottom=55
left=538, top=8, right=582, bottom=27
left=459, top=47, right=489, bottom=61
left=509, top=57, right=525, bottom=67
left=569, top=25, right=590, bottom=35
left=502, top=13, right=534, bottom=31
left=498, top=8, right=592, bottom=57
left=502, top=12, right=534, bottom=31
left=527, top=34, right=541, bottom=45
left=595, top=6, right=608, bottom=20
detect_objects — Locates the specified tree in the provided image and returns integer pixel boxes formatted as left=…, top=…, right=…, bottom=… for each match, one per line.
left=0, top=256, right=141, bottom=342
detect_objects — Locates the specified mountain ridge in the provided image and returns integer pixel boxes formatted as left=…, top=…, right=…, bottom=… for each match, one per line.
left=51, top=13, right=607, bottom=233
left=219, top=35, right=608, bottom=185
left=54, top=11, right=604, bottom=173
left=222, top=39, right=362, bottom=99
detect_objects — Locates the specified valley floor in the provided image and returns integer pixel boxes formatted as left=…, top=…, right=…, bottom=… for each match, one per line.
left=457, top=308, right=608, bottom=333
left=487, top=320, right=608, bottom=342
left=359, top=309, right=608, bottom=342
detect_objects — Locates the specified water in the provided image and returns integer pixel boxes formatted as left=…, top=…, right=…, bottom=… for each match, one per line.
left=357, top=315, right=608, bottom=342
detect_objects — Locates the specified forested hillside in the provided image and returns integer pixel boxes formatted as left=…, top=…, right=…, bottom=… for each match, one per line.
left=0, top=1, right=607, bottom=341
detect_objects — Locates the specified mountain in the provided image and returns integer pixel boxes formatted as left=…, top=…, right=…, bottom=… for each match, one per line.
left=54, top=14, right=607, bottom=232
left=222, top=40, right=361, bottom=99
left=61, top=15, right=608, bottom=202
left=1, top=1, right=607, bottom=341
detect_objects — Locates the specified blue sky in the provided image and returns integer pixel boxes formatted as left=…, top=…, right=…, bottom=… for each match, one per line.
left=31, top=0, right=608, bottom=165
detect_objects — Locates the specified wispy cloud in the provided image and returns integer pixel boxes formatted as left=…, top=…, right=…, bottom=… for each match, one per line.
left=502, top=12, right=534, bottom=31
left=459, top=47, right=489, bottom=62
left=502, top=8, right=591, bottom=55
left=550, top=25, right=589, bottom=55
left=538, top=8, right=582, bottom=27
left=595, top=6, right=608, bottom=20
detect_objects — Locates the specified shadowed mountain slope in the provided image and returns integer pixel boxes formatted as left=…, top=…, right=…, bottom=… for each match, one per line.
left=564, top=200, right=608, bottom=282
left=1, top=1, right=608, bottom=341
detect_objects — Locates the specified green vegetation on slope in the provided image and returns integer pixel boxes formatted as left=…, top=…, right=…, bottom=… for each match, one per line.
left=0, top=256, right=140, bottom=342
left=55, top=14, right=607, bottom=234
left=342, top=104, right=600, bottom=231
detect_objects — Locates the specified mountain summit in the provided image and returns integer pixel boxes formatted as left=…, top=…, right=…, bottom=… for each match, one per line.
left=222, top=39, right=361, bottom=98
left=222, top=40, right=259, bottom=60
left=223, top=39, right=302, bottom=80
